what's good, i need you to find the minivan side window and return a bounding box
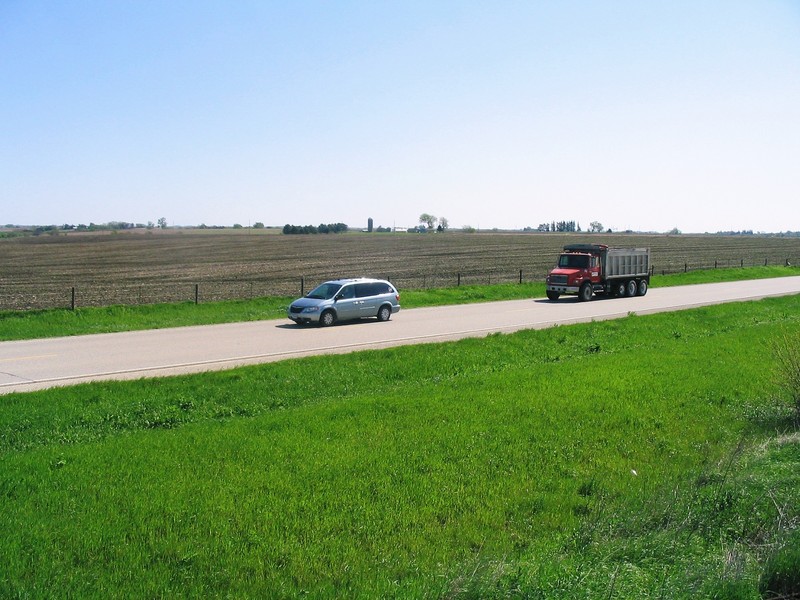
[355,282,389,297]
[338,285,355,299]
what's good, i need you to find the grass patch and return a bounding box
[1,295,799,597]
[0,296,294,341]
[0,266,797,341]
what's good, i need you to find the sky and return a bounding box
[2,1,799,233]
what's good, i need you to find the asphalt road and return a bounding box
[2,276,799,395]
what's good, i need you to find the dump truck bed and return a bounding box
[605,248,650,279]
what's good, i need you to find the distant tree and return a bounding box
[253,222,265,229]
[439,217,449,230]
[233,223,243,229]
[559,221,577,232]
[419,213,437,229]
[157,217,168,229]
[589,221,604,233]
[667,227,682,235]
[282,222,348,235]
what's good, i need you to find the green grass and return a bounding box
[0,265,797,341]
[2,295,799,597]
[0,296,295,341]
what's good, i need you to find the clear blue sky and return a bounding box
[2,1,799,233]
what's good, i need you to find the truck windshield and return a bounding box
[558,254,590,269]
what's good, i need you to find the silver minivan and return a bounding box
[287,278,401,326]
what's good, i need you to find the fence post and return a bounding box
[519,270,523,284]
[71,287,76,310]
[765,258,768,266]
[457,273,461,286]
[301,277,304,296]
[684,263,688,273]
[195,284,199,305]
[714,260,717,269]
[741,259,743,268]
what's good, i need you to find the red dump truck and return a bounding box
[545,244,651,302]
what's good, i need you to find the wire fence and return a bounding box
[1,254,796,311]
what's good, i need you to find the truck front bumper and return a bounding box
[546,284,580,295]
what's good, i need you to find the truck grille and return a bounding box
[549,275,567,285]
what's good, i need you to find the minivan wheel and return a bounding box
[319,310,336,327]
[377,305,392,322]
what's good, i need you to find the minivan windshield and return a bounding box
[306,283,342,300]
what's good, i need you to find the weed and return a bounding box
[760,528,800,598]
[772,330,800,424]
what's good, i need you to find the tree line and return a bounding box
[282,223,349,235]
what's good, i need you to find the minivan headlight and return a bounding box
[303,306,320,313]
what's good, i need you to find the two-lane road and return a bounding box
[2,276,799,395]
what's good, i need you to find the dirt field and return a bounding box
[1,229,799,309]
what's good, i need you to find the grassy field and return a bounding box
[1,265,798,341]
[1,291,799,597]
[2,229,799,309]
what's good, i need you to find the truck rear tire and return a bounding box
[579,282,593,302]
[638,279,648,296]
[626,280,637,297]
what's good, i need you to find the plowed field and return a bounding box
[1,229,799,309]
